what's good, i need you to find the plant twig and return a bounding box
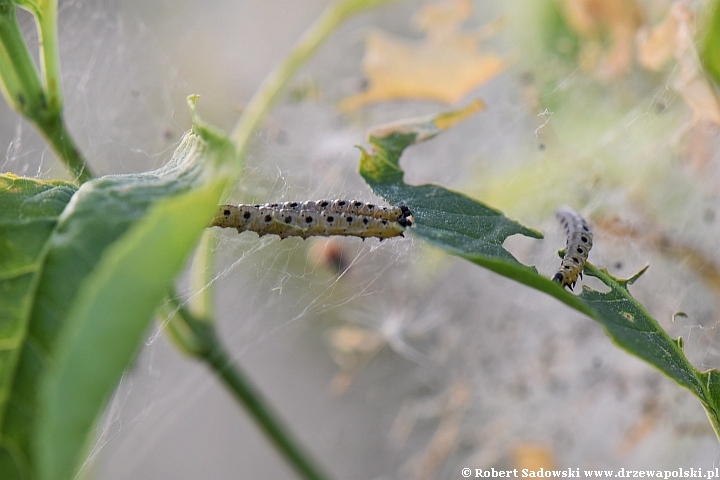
[164,2,402,477]
[229,0,399,157]
[0,1,93,183]
[203,334,331,480]
[33,111,93,183]
[161,296,331,480]
[0,1,45,116]
[27,0,64,112]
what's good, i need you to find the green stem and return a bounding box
[162,297,331,480]
[0,1,93,183]
[0,41,22,105]
[33,111,93,183]
[188,230,217,320]
[163,2,401,476]
[203,335,331,480]
[229,0,399,156]
[0,1,44,116]
[33,0,63,112]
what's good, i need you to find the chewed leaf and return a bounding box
[359,103,544,280]
[359,100,486,185]
[358,106,720,440]
[578,264,700,391]
[339,0,506,110]
[589,264,648,289]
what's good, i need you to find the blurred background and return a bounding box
[4,0,720,478]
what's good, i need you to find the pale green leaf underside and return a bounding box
[36,177,228,480]
[0,99,239,480]
[0,175,77,479]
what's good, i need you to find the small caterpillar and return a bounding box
[211,199,413,240]
[552,206,593,290]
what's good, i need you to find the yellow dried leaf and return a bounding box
[339,0,506,111]
[513,444,557,471]
[636,5,680,70]
[328,325,385,354]
[434,98,486,129]
[367,99,485,141]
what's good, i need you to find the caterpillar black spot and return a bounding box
[211,200,413,240]
[552,206,593,290]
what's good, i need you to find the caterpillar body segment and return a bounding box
[552,206,593,290]
[211,200,413,240]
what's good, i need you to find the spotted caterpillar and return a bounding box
[211,199,413,240]
[552,206,593,290]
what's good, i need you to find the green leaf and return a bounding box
[359,105,720,440]
[577,266,700,391]
[702,0,720,87]
[36,177,228,480]
[359,102,546,286]
[0,98,239,479]
[577,265,720,437]
[0,174,77,479]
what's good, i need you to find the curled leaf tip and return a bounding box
[187,94,201,114]
[187,95,204,134]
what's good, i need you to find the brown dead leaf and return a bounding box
[637,3,720,134]
[557,0,642,78]
[339,0,506,111]
[636,5,681,70]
